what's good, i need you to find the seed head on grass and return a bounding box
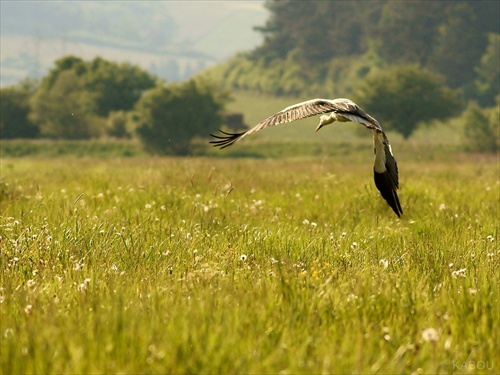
[24,304,33,314]
[422,328,439,343]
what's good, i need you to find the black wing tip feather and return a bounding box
[374,170,403,218]
[209,129,246,149]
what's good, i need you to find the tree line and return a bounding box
[1,56,229,155]
[243,0,498,105]
[200,0,498,144]
[1,0,498,152]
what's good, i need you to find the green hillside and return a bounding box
[199,1,499,108]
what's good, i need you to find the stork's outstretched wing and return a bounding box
[210,98,381,149]
[209,97,402,217]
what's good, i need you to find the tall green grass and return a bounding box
[1,153,498,374]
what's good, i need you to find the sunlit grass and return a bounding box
[1,153,498,374]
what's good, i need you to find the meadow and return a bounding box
[1,140,498,374]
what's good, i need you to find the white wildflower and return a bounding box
[73,262,83,271]
[4,328,14,338]
[422,328,439,342]
[451,268,466,279]
[347,293,358,302]
[77,278,91,292]
[26,279,36,288]
[379,259,389,269]
[444,337,452,351]
[24,304,33,314]
[240,254,247,261]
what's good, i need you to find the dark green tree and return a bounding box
[475,33,500,107]
[462,101,499,153]
[202,0,499,105]
[134,80,228,155]
[40,55,156,116]
[373,2,447,66]
[0,79,39,139]
[253,0,383,63]
[30,70,102,139]
[29,55,156,139]
[353,65,462,139]
[84,57,157,116]
[41,56,89,91]
[106,110,131,139]
[429,2,488,89]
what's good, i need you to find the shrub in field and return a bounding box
[28,55,156,140]
[134,80,228,155]
[29,70,103,139]
[462,101,499,153]
[106,110,131,139]
[0,79,39,139]
[353,65,462,139]
[475,33,500,107]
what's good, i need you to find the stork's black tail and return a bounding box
[373,141,402,217]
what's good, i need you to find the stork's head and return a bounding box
[315,114,336,132]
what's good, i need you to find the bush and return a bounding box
[134,80,228,155]
[353,65,462,138]
[29,70,103,139]
[462,101,499,153]
[0,81,39,139]
[106,111,131,139]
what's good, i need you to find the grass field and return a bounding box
[1,147,498,373]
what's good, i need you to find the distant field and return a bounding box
[1,151,498,374]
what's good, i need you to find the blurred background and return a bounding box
[1,0,498,156]
[1,1,267,85]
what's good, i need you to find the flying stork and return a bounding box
[210,98,403,217]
